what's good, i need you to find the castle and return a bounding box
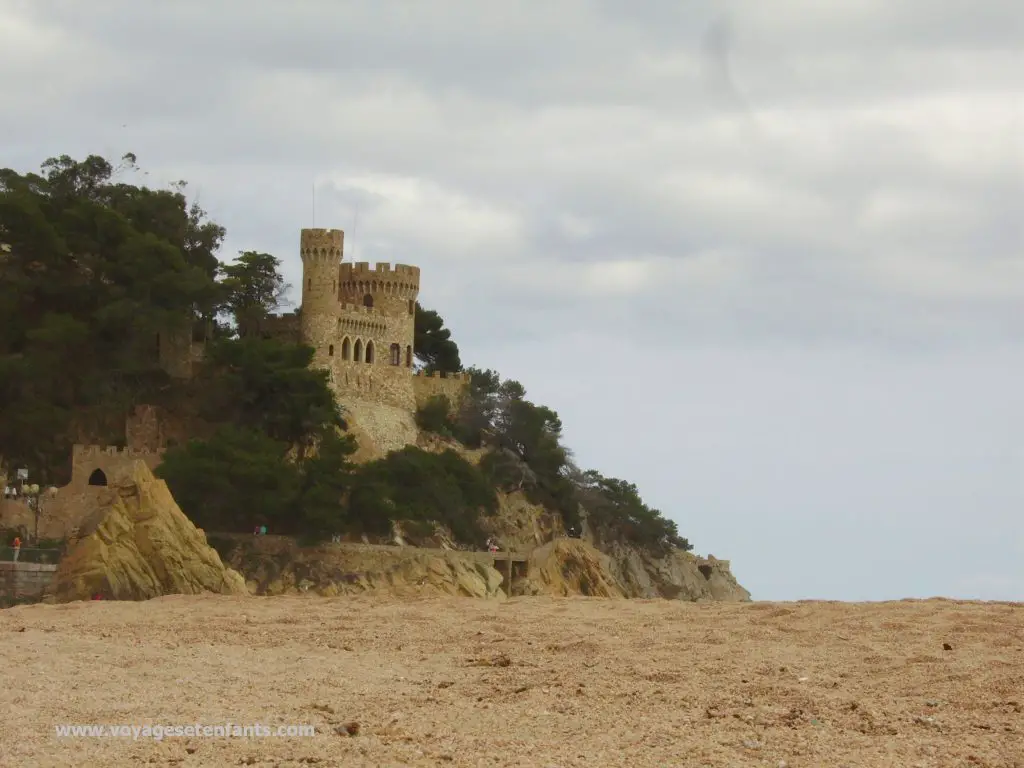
[161,227,468,414]
[2,228,469,538]
[0,435,164,541]
[272,228,468,412]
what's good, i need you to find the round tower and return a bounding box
[299,228,343,363]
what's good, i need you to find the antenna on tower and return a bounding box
[350,202,360,261]
[311,181,316,227]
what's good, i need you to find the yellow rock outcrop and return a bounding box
[517,538,625,598]
[49,462,248,602]
[213,535,506,599]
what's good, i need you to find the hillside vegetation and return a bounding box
[0,152,692,554]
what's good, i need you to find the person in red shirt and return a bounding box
[12,536,21,562]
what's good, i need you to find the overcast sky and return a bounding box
[3,0,1022,601]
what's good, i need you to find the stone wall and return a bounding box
[157,321,196,379]
[1,406,168,542]
[413,371,471,412]
[260,313,302,344]
[300,228,344,369]
[0,562,57,601]
[341,401,419,462]
[339,261,420,302]
[327,302,416,409]
[309,254,421,411]
[1,486,116,540]
[332,362,417,412]
[71,445,162,489]
[125,404,165,452]
[0,444,163,541]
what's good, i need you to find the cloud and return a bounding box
[2,0,1022,601]
[316,173,526,263]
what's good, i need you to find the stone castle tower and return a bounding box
[294,227,466,413]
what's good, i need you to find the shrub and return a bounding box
[348,446,496,545]
[479,448,535,492]
[415,395,454,436]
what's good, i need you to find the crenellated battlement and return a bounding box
[340,261,420,301]
[297,225,426,411]
[73,445,162,459]
[340,262,420,279]
[300,228,344,254]
[413,371,471,381]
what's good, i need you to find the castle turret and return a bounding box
[299,228,344,365]
[296,225,464,415]
[338,261,420,369]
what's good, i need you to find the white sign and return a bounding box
[16,468,28,480]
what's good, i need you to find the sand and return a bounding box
[1,595,1021,767]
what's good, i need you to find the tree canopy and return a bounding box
[415,367,692,552]
[219,251,290,337]
[0,151,692,554]
[0,153,224,478]
[413,302,462,373]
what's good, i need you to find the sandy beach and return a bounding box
[1,595,1021,767]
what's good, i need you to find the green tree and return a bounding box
[452,367,501,446]
[295,429,358,539]
[157,425,356,537]
[0,152,224,479]
[219,251,290,337]
[413,302,462,373]
[156,426,299,533]
[415,395,455,436]
[195,337,342,453]
[574,470,692,553]
[348,447,496,544]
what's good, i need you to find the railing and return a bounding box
[0,547,63,564]
[207,531,527,560]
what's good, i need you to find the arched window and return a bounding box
[406,345,412,367]
[363,294,373,308]
[341,337,351,360]
[307,278,311,291]
[87,469,107,487]
[353,339,363,362]
[389,343,401,366]
[328,344,334,356]
[365,341,375,364]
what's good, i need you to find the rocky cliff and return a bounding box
[413,434,751,602]
[48,462,248,602]
[514,539,624,598]
[212,535,506,598]
[214,533,749,603]
[593,538,750,602]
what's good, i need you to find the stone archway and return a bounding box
[87,468,108,487]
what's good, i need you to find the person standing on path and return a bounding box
[12,535,21,562]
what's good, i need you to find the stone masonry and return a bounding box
[0,562,58,601]
[0,433,162,541]
[264,227,470,414]
[155,227,470,416]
